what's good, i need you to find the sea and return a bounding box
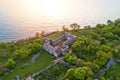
[0,15,120,42]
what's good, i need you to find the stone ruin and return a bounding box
[43,32,76,57]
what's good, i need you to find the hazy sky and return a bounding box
[0,0,120,26]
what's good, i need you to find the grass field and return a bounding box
[1,51,54,80]
[34,63,68,80]
[47,32,63,40]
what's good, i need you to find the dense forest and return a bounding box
[1,19,120,80]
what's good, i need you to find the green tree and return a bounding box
[104,32,118,40]
[107,20,113,25]
[104,32,113,39]
[7,43,16,52]
[86,45,98,55]
[100,37,106,44]
[0,42,7,49]
[35,32,40,38]
[62,25,69,32]
[111,49,119,57]
[99,45,111,53]
[89,31,100,39]
[111,26,120,36]
[5,59,16,69]
[74,67,88,80]
[96,24,104,28]
[84,25,91,29]
[71,36,92,53]
[115,45,120,52]
[31,43,42,54]
[66,67,93,80]
[33,39,43,45]
[94,51,112,67]
[40,31,45,37]
[63,53,77,65]
[114,45,120,58]
[114,19,120,26]
[70,23,80,30]
[66,68,75,80]
[105,40,119,47]
[0,62,5,76]
[84,61,100,71]
[75,59,84,67]
[14,48,30,59]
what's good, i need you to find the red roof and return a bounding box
[55,48,61,54]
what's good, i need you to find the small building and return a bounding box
[25,75,34,80]
[15,76,20,80]
[43,32,76,57]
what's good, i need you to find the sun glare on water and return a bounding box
[28,0,67,20]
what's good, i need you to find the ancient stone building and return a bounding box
[43,32,76,57]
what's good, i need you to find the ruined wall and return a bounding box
[43,43,56,55]
[61,46,69,55]
[43,43,62,57]
[52,34,66,46]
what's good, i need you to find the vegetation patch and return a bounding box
[104,64,120,80]
[1,19,120,80]
[34,63,68,80]
[1,52,54,80]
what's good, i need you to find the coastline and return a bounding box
[0,31,56,43]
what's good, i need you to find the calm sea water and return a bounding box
[0,16,120,42]
[0,14,120,42]
[0,23,61,42]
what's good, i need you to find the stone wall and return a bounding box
[102,58,116,72]
[64,37,75,46]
